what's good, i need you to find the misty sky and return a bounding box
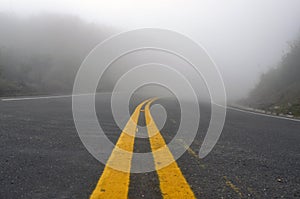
[1,0,300,100]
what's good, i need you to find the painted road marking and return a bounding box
[0,93,94,101]
[2,94,299,122]
[223,176,243,198]
[227,106,300,122]
[213,103,300,122]
[90,99,150,199]
[145,99,196,199]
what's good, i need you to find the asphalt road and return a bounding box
[0,94,299,199]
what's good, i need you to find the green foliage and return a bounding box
[246,36,300,116]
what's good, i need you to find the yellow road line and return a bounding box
[175,139,198,158]
[145,99,196,199]
[223,176,243,198]
[90,99,150,199]
[175,139,206,169]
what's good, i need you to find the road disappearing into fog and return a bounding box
[0,94,299,199]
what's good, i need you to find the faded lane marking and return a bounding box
[145,99,196,199]
[223,176,243,198]
[175,139,198,158]
[90,99,150,199]
[175,139,206,169]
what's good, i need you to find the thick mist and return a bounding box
[1,0,300,102]
[1,0,300,101]
[0,13,114,95]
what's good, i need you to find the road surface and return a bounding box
[0,94,299,198]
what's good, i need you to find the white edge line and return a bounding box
[227,106,300,122]
[213,103,300,122]
[2,96,299,122]
[1,93,94,102]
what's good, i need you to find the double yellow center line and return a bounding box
[90,99,195,199]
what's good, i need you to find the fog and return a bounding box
[0,0,300,101]
[0,13,114,95]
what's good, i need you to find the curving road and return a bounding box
[0,94,299,198]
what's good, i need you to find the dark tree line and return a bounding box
[245,36,300,116]
[0,13,114,96]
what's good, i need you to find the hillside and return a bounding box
[0,13,114,96]
[243,37,300,116]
